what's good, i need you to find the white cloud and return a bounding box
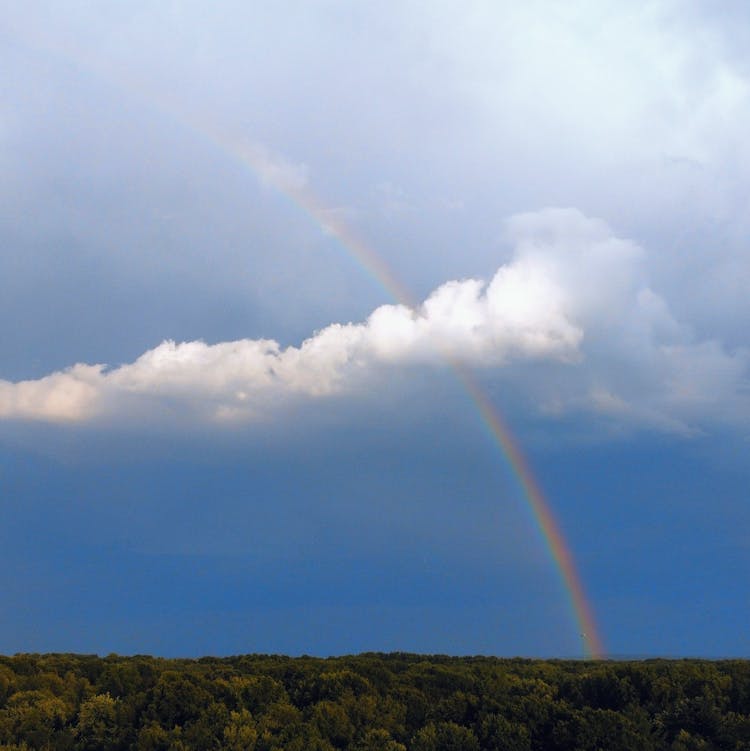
[497,210,750,432]
[0,208,747,432]
[0,364,103,423]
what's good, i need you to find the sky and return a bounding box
[1,0,749,658]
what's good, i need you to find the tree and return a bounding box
[352,727,406,751]
[222,709,257,751]
[146,672,211,729]
[75,693,120,751]
[411,721,480,751]
[478,713,531,751]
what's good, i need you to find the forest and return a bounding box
[0,652,749,750]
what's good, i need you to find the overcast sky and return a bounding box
[1,1,749,657]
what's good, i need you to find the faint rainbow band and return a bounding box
[10,29,605,656]
[219,132,605,659]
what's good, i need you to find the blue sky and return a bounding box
[1,1,749,657]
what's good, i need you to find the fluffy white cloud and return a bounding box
[498,210,750,433]
[0,364,103,423]
[1,209,747,431]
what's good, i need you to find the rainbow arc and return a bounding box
[208,127,606,659]
[8,31,605,656]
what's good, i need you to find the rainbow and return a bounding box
[210,127,605,659]
[10,32,605,656]
[455,364,604,659]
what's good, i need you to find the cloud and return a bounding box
[5,1,750,375]
[1,209,747,432]
[499,211,750,433]
[0,365,104,423]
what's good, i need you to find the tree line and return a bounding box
[1,652,749,750]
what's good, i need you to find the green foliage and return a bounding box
[352,728,406,751]
[75,693,121,750]
[145,671,212,729]
[411,721,480,751]
[478,713,531,751]
[0,653,749,750]
[222,708,258,750]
